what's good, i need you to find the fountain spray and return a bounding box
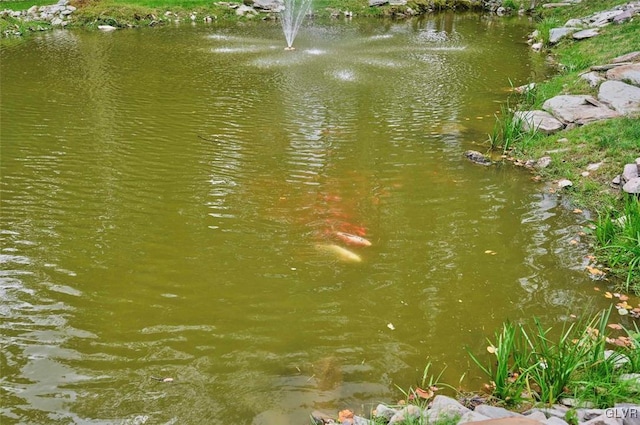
[280,0,313,50]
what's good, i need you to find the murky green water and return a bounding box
[1,14,609,424]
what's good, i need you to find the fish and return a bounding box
[316,244,362,263]
[335,231,372,247]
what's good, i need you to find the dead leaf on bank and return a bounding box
[570,239,578,245]
[573,209,583,214]
[587,266,606,277]
[414,387,434,399]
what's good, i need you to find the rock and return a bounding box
[526,411,548,421]
[537,156,552,169]
[532,42,543,51]
[464,150,491,166]
[598,81,640,116]
[613,175,622,185]
[427,395,471,422]
[558,179,573,188]
[388,405,423,425]
[587,162,603,171]
[578,409,607,422]
[543,95,620,125]
[475,404,525,419]
[543,3,572,8]
[549,27,579,44]
[606,63,640,86]
[457,410,491,422]
[623,177,640,194]
[612,51,640,64]
[514,110,565,134]
[97,25,117,31]
[245,0,284,11]
[588,10,626,27]
[622,163,640,181]
[580,71,606,88]
[583,413,625,425]
[236,4,258,15]
[613,8,637,24]
[613,403,640,425]
[475,419,542,425]
[544,417,570,425]
[369,0,389,6]
[606,349,631,368]
[373,404,396,421]
[592,63,632,71]
[526,405,569,420]
[565,18,584,27]
[573,28,599,39]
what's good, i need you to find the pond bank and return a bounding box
[0,0,517,36]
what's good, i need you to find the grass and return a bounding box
[486,0,640,290]
[469,308,640,409]
[595,197,640,293]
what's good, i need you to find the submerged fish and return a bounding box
[335,231,372,247]
[316,244,362,263]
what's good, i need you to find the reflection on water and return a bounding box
[0,14,607,424]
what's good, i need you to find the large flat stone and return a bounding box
[549,27,579,43]
[573,28,599,39]
[543,95,620,125]
[606,63,640,86]
[598,80,640,115]
[612,51,640,64]
[514,110,565,134]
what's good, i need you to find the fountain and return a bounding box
[280,0,313,50]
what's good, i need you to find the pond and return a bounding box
[0,13,610,424]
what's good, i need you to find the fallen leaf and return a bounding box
[607,323,623,330]
[570,314,577,319]
[605,292,613,299]
[570,239,578,245]
[594,287,601,292]
[619,294,629,301]
[487,345,496,354]
[587,266,606,276]
[573,209,583,214]
[387,323,395,330]
[414,387,434,399]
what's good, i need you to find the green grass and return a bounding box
[470,309,640,408]
[595,197,640,293]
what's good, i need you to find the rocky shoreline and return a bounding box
[311,395,640,424]
[1,0,527,36]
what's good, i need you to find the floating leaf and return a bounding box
[487,345,496,354]
[608,323,623,330]
[619,294,629,301]
[605,292,613,299]
[387,323,395,330]
[594,287,601,292]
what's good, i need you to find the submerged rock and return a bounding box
[464,150,492,166]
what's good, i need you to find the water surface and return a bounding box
[1,14,607,424]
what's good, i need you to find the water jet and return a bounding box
[280,0,312,50]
